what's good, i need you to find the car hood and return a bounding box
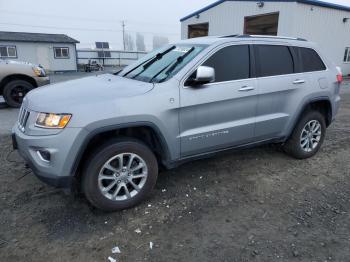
[26,74,154,112]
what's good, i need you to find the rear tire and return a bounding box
[284,110,326,159]
[82,138,158,211]
[3,80,34,108]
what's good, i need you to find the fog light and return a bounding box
[37,150,51,162]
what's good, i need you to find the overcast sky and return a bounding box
[0,0,349,50]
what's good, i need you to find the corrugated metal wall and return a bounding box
[292,3,350,74]
[181,2,297,38]
[181,1,350,74]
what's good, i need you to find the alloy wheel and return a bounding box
[98,153,148,201]
[300,120,322,152]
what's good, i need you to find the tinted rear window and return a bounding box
[203,45,250,82]
[299,47,326,72]
[255,45,294,77]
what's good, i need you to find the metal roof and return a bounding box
[180,0,350,22]
[0,31,79,43]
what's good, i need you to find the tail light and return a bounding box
[336,66,343,84]
[337,74,343,83]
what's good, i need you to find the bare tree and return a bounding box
[152,36,169,50]
[136,33,146,52]
[124,33,135,51]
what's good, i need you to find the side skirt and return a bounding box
[163,136,286,169]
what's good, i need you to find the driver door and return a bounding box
[179,44,258,157]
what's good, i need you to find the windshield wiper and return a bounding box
[123,45,176,78]
[148,61,174,83]
[155,47,195,83]
[113,69,123,75]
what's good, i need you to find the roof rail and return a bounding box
[220,34,239,38]
[221,34,307,41]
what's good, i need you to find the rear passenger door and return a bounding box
[179,44,258,157]
[254,44,301,140]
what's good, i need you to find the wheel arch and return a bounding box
[0,74,37,95]
[287,97,332,139]
[71,122,171,182]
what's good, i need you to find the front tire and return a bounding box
[3,80,34,108]
[284,110,326,159]
[82,139,158,211]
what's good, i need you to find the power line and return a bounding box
[0,22,180,36]
[0,9,179,28]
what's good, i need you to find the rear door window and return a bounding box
[298,47,326,72]
[255,45,294,77]
[202,45,250,82]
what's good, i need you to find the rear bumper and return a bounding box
[333,94,341,122]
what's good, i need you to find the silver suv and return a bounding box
[12,35,342,211]
[0,59,50,107]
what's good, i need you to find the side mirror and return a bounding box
[187,66,215,86]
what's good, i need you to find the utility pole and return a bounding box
[121,20,126,51]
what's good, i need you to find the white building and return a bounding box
[180,0,350,75]
[0,31,79,72]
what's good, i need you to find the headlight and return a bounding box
[32,66,46,77]
[35,113,72,129]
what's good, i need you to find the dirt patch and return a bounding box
[1,91,350,262]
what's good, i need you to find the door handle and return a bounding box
[239,86,255,92]
[293,79,306,85]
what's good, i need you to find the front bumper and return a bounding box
[12,125,88,189]
[23,156,73,188]
[34,76,50,87]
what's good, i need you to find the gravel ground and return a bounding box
[0,81,350,261]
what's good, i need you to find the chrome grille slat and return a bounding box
[23,111,30,127]
[20,108,25,125]
[18,107,24,126]
[18,106,24,123]
[18,105,30,132]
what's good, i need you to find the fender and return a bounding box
[70,121,172,176]
[285,96,332,140]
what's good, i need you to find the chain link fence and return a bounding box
[77,49,147,70]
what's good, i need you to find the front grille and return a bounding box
[18,106,30,132]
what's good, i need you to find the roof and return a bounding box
[0,31,79,44]
[180,0,350,22]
